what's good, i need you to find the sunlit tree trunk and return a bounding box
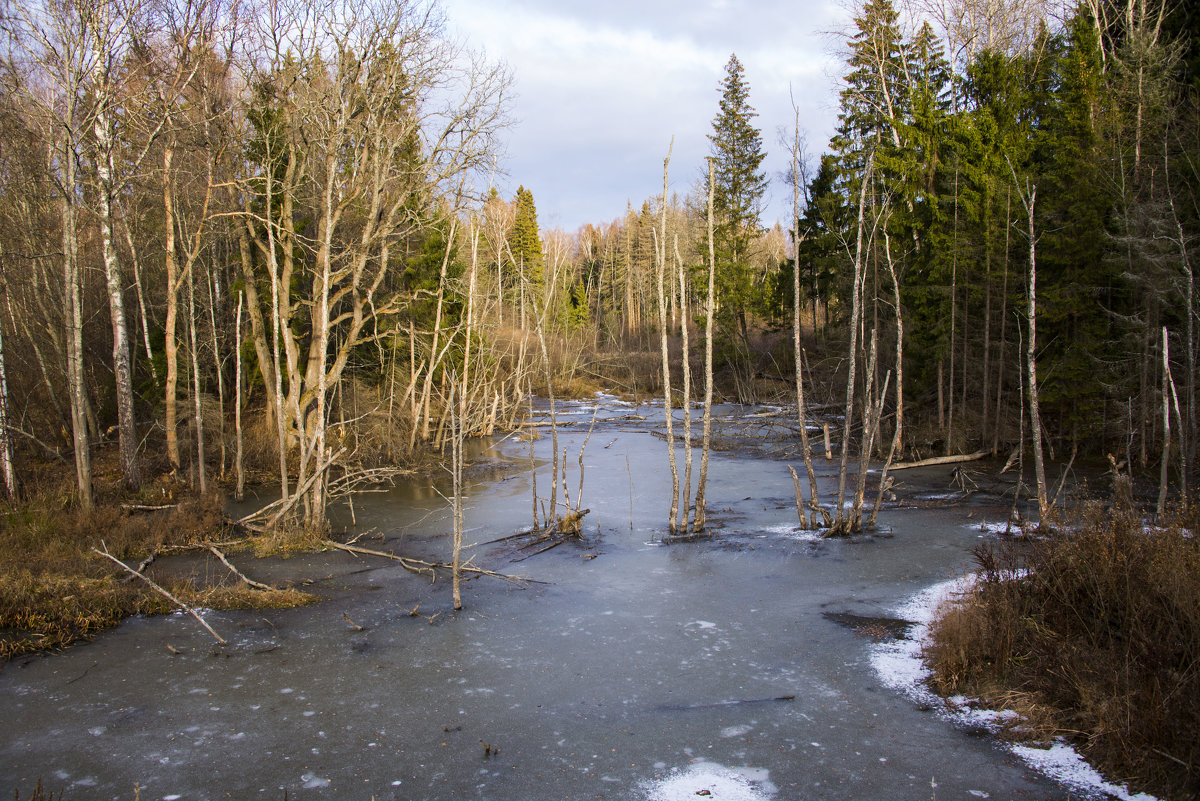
[163,142,181,470]
[0,304,17,499]
[693,160,718,532]
[834,157,873,531]
[654,143,680,533]
[95,101,141,489]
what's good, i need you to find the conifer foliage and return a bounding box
[708,53,768,340]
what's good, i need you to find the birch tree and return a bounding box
[237,0,509,529]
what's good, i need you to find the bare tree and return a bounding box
[236,0,510,529]
[833,155,875,534]
[654,141,682,533]
[1008,165,1048,522]
[787,110,828,528]
[693,160,718,533]
[7,0,114,508]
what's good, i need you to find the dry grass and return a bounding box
[0,485,315,660]
[925,502,1200,799]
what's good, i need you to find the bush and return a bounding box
[925,502,1200,800]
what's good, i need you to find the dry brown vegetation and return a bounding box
[0,471,313,660]
[925,503,1200,800]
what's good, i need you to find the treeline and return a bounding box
[801,0,1200,488]
[1,0,1197,531]
[576,0,1200,495]
[0,0,517,527]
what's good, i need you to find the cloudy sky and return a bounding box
[440,0,853,232]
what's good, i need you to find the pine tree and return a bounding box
[708,53,768,339]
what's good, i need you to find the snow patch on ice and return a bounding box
[968,520,1032,536]
[760,523,823,542]
[300,772,330,789]
[870,575,1163,801]
[641,761,776,801]
[1012,741,1159,801]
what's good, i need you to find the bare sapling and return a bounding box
[849,329,883,530]
[693,159,718,533]
[0,285,15,498]
[869,224,904,529]
[675,237,696,530]
[234,291,244,502]
[1159,327,1171,517]
[833,155,874,533]
[654,141,682,534]
[788,115,826,529]
[450,379,464,611]
[414,217,459,450]
[532,299,561,527]
[1008,165,1048,524]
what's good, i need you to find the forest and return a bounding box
[0,0,1196,531]
[0,0,1198,796]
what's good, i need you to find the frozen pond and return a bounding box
[1,397,1073,800]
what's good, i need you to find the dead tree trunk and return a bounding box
[0,302,16,498]
[834,157,873,530]
[1158,326,1171,516]
[694,159,717,533]
[789,118,825,528]
[1012,173,1049,522]
[654,142,681,533]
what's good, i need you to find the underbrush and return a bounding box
[0,493,313,660]
[925,502,1200,799]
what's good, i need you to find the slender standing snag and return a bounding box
[0,288,15,499]
[834,154,874,533]
[788,113,824,528]
[654,140,681,534]
[675,237,695,529]
[694,159,718,533]
[234,292,245,502]
[1009,170,1048,523]
[450,380,464,611]
[869,224,904,529]
[1158,327,1171,516]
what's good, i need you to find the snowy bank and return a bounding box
[870,576,1161,801]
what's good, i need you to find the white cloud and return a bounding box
[442,0,852,230]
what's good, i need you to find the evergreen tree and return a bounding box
[1034,8,1117,439]
[708,53,768,338]
[507,185,544,314]
[832,0,908,182]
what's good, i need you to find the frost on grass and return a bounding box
[870,577,1163,801]
[642,762,776,801]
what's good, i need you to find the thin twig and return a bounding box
[92,542,227,646]
[206,544,273,591]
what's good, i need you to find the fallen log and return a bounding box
[888,450,989,471]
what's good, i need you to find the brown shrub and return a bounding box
[925,503,1200,799]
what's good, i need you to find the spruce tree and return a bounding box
[708,53,768,339]
[507,185,544,299]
